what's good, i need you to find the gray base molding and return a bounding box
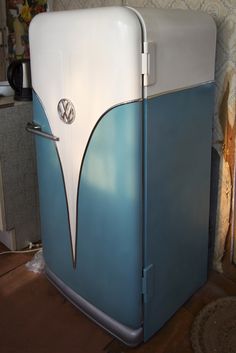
[45,266,143,346]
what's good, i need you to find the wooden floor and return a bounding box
[0,242,235,353]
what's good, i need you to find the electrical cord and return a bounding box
[0,243,42,255]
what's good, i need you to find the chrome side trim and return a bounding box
[46,266,144,347]
[147,80,216,99]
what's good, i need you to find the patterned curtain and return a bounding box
[52,0,236,271]
[6,0,47,61]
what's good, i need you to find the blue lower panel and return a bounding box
[33,94,143,333]
[33,83,214,345]
[76,104,143,328]
[143,84,215,340]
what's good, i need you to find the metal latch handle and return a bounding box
[26,122,59,141]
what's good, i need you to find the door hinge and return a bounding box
[142,264,154,303]
[141,41,156,87]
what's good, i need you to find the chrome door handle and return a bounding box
[26,122,59,141]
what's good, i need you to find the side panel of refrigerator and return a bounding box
[33,92,143,339]
[143,83,215,340]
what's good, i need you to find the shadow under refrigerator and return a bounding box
[28,6,216,346]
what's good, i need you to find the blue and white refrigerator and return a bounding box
[28,7,216,346]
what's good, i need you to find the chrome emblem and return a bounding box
[57,99,75,124]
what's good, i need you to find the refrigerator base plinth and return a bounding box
[45,266,144,347]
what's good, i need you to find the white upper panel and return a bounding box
[29,7,142,262]
[128,7,216,96]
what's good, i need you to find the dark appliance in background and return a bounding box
[7,59,32,101]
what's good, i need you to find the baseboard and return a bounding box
[0,229,16,250]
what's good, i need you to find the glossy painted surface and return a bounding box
[143,83,215,340]
[33,92,143,329]
[29,7,143,262]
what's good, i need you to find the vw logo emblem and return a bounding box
[57,98,76,124]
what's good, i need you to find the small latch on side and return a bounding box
[142,263,154,303]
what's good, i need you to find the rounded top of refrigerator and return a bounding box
[29,6,216,104]
[29,6,143,112]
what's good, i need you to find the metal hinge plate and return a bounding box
[141,42,156,87]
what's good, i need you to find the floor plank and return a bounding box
[0,242,236,353]
[106,307,194,353]
[0,265,112,353]
[0,242,33,277]
[107,269,236,353]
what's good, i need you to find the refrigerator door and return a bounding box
[29,7,144,345]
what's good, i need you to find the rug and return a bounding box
[191,297,236,353]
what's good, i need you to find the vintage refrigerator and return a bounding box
[28,7,216,346]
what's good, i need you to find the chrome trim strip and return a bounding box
[147,80,215,99]
[99,98,143,117]
[46,266,144,347]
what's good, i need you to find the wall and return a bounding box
[6,0,47,61]
[53,0,122,10]
[52,0,236,270]
[0,102,41,249]
[0,0,7,81]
